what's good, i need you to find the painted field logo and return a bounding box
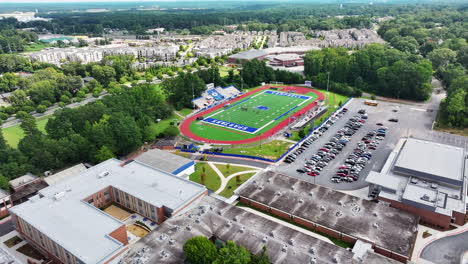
[255,106,269,111]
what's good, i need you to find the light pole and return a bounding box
[326,71,331,108]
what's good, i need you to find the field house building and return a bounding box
[236,171,420,263]
[134,148,195,178]
[366,138,467,229]
[9,159,207,264]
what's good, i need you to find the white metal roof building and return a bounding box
[134,149,195,177]
[9,159,207,264]
[366,138,467,229]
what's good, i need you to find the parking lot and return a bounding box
[275,96,468,191]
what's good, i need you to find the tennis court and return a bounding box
[180,85,324,144]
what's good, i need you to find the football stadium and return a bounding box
[180,85,324,144]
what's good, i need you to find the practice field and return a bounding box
[180,85,324,144]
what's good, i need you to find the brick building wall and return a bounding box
[379,197,455,229]
[240,197,410,263]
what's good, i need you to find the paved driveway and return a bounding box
[274,94,467,191]
[421,230,468,264]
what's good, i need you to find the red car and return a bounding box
[308,172,318,176]
[338,166,348,169]
[319,148,329,152]
[336,172,346,177]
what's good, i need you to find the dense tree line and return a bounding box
[183,236,269,264]
[377,7,467,128]
[304,44,432,100]
[0,54,140,121]
[0,29,37,53]
[2,4,458,36]
[0,84,172,184]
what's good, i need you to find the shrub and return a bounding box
[36,105,47,113]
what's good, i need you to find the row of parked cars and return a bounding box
[295,109,371,177]
[284,108,348,164]
[331,124,387,184]
[284,107,349,164]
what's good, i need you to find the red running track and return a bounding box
[179,85,325,145]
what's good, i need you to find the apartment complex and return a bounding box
[367,138,467,229]
[9,159,207,264]
[26,45,178,65]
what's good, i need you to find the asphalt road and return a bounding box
[184,152,271,169]
[274,87,467,191]
[1,93,107,129]
[421,230,468,264]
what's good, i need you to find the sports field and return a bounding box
[180,85,324,144]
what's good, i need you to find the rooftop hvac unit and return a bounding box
[421,194,430,201]
[98,171,110,178]
[54,192,65,200]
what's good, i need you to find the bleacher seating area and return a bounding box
[192,85,242,110]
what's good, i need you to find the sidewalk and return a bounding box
[412,222,468,263]
[208,162,260,194]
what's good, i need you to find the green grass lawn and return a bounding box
[146,113,182,139]
[2,116,50,148]
[219,66,239,78]
[23,42,52,52]
[189,88,318,141]
[222,140,292,160]
[219,172,256,198]
[176,108,193,117]
[214,164,254,177]
[189,162,221,191]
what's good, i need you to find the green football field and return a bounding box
[189,89,318,141]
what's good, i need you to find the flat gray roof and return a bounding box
[44,164,87,186]
[135,149,193,174]
[236,171,419,257]
[367,138,467,216]
[229,49,268,60]
[394,138,465,186]
[121,196,399,264]
[9,173,37,189]
[10,159,206,264]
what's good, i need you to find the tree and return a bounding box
[251,246,270,264]
[213,241,251,264]
[91,65,116,87]
[162,125,179,137]
[162,72,205,110]
[201,166,206,185]
[457,45,468,67]
[427,48,457,69]
[36,105,47,113]
[19,114,40,136]
[94,145,115,162]
[183,236,217,264]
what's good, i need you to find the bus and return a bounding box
[364,99,378,106]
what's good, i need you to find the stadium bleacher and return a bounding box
[192,85,241,110]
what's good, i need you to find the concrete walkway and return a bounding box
[413,222,468,264]
[208,162,260,194]
[239,206,336,245]
[215,170,259,194]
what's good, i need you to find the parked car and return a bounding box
[389,118,399,122]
